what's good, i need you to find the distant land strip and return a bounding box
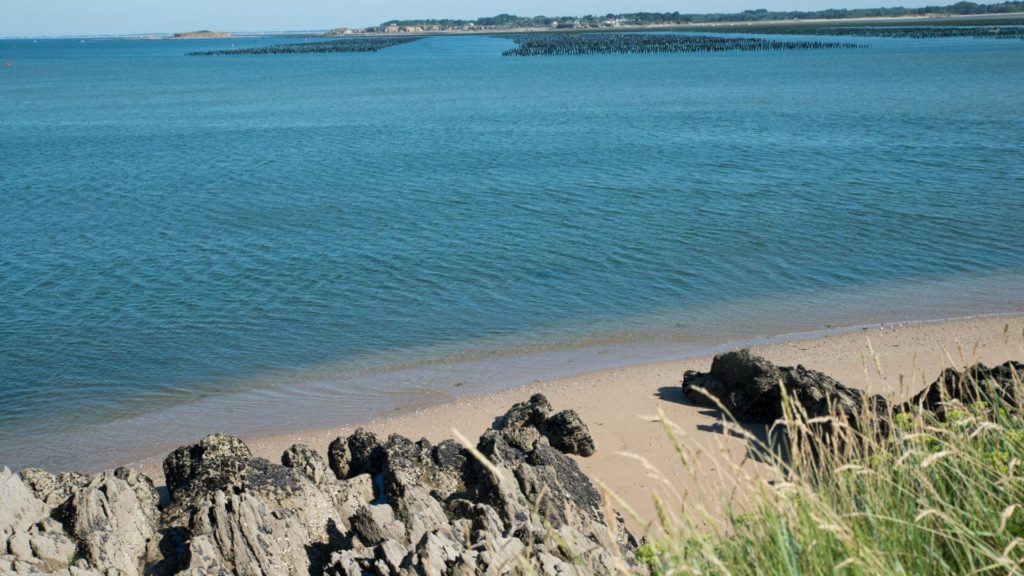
[371,1,1024,33]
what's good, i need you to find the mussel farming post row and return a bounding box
[187,36,424,56]
[498,34,864,57]
[729,25,1024,40]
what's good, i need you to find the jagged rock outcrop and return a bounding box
[183,489,314,576]
[317,394,624,575]
[1,468,45,541]
[496,394,598,456]
[68,469,161,575]
[0,467,100,575]
[2,395,625,575]
[683,349,889,426]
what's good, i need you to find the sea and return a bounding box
[1,33,1022,471]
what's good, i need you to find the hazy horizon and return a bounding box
[4,0,947,38]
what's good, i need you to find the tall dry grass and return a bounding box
[633,332,1024,575]
[462,329,1024,574]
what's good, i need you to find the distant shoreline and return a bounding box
[361,12,1024,37]
[5,11,1023,41]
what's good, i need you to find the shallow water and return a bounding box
[1,34,1023,470]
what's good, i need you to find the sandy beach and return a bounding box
[125,314,1024,535]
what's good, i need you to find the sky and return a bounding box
[3,0,941,37]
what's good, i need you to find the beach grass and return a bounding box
[633,354,1024,575]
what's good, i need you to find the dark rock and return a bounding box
[901,361,1024,419]
[346,428,385,478]
[432,439,467,473]
[683,349,888,426]
[327,435,352,479]
[496,393,552,430]
[7,354,1021,576]
[494,393,597,457]
[163,433,252,503]
[541,409,596,456]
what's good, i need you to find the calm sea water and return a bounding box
[1,34,1023,471]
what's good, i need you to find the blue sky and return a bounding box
[5,1,939,37]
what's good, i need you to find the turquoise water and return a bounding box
[1,34,1023,471]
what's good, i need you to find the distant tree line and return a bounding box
[378,1,1024,29]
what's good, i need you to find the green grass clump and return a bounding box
[647,364,1024,575]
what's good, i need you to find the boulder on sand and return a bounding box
[682,349,888,426]
[683,349,1023,430]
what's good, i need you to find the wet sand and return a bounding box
[132,314,1024,535]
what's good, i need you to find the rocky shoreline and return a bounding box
[2,395,633,575]
[3,348,1021,575]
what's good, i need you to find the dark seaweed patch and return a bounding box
[187,36,423,56]
[743,25,1024,40]
[499,33,863,56]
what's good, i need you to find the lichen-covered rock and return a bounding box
[493,394,597,457]
[183,490,311,576]
[282,443,330,486]
[163,434,354,575]
[1,468,46,538]
[432,440,467,474]
[379,435,465,505]
[68,470,160,576]
[161,433,255,529]
[1,468,91,575]
[6,518,77,572]
[18,468,89,519]
[351,504,406,546]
